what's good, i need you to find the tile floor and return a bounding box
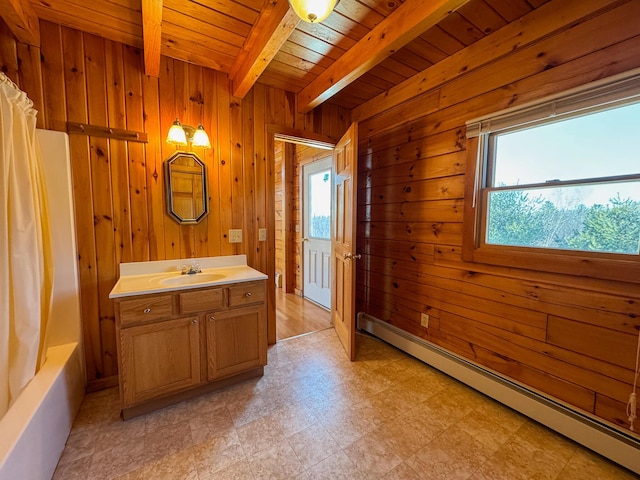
[54,329,637,479]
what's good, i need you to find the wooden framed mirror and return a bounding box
[164,151,209,224]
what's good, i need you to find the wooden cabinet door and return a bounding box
[206,305,267,381]
[120,316,201,406]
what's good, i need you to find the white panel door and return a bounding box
[302,157,332,309]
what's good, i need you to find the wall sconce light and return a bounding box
[166,118,211,149]
[288,0,339,23]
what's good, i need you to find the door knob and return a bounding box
[343,252,362,260]
[302,237,309,242]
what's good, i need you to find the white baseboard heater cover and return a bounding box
[357,313,640,475]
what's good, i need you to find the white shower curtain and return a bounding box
[0,73,53,419]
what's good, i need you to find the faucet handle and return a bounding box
[194,263,201,273]
[181,264,189,275]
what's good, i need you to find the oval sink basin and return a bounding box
[159,273,225,286]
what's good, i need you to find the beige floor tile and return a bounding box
[52,454,93,480]
[116,448,198,480]
[557,445,639,480]
[87,437,148,480]
[456,409,518,451]
[190,429,245,477]
[236,414,286,457]
[288,422,341,470]
[343,429,404,477]
[213,459,256,479]
[247,438,305,479]
[53,329,637,480]
[382,461,423,480]
[406,426,496,480]
[189,405,235,444]
[143,420,193,462]
[305,450,368,480]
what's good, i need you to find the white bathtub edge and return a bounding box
[0,342,84,480]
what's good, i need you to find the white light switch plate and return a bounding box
[258,228,267,241]
[229,229,243,243]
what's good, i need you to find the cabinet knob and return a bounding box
[209,315,215,321]
[143,308,152,314]
[245,292,252,297]
[191,319,198,325]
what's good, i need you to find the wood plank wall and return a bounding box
[274,140,284,284]
[0,19,350,389]
[355,0,640,434]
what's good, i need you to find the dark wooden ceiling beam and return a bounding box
[230,0,299,99]
[0,0,40,46]
[296,0,472,113]
[142,0,163,77]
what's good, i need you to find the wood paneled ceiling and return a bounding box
[1,0,549,113]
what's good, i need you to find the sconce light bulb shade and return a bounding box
[289,0,339,23]
[166,118,188,146]
[192,124,211,149]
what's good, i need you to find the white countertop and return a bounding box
[109,255,268,298]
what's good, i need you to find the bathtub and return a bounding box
[0,343,84,480]
[0,130,85,480]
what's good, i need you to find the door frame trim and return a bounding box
[266,125,335,344]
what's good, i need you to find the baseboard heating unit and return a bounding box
[357,313,640,475]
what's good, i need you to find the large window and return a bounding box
[464,74,640,282]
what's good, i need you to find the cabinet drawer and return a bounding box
[119,295,173,327]
[179,288,224,314]
[228,282,265,307]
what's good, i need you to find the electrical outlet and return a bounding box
[258,228,267,241]
[229,229,243,243]
[421,313,429,328]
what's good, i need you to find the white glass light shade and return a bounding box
[191,124,211,149]
[289,0,339,23]
[166,119,187,145]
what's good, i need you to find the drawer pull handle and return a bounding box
[143,308,152,314]
[191,319,198,325]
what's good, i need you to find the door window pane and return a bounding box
[309,170,331,239]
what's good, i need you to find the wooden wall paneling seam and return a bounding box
[159,56,182,259]
[215,70,233,256]
[61,26,103,382]
[284,142,296,293]
[242,88,257,268]
[187,63,208,258]
[0,19,19,90]
[547,315,638,370]
[203,68,221,257]
[105,40,134,266]
[16,42,45,128]
[434,244,640,299]
[230,92,245,256]
[142,69,165,261]
[438,311,631,405]
[84,33,119,379]
[171,60,194,259]
[40,21,67,132]
[123,45,150,263]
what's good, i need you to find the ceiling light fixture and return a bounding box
[288,0,339,23]
[166,118,211,149]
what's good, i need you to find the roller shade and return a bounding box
[466,69,640,138]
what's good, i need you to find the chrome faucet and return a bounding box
[181,263,202,275]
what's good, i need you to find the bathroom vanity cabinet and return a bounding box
[113,279,266,419]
